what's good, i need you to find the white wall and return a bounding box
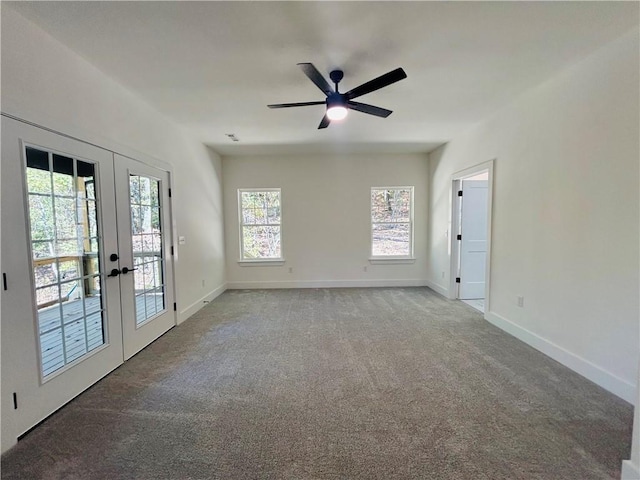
[1,6,226,321]
[223,153,429,288]
[427,28,639,403]
[621,366,639,478]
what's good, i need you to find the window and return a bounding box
[129,174,166,325]
[25,146,105,377]
[238,189,282,260]
[371,186,414,258]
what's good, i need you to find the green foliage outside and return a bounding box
[241,190,281,259]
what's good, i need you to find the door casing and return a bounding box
[448,160,495,313]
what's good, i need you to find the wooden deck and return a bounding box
[39,293,165,377]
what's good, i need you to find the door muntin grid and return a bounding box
[129,174,165,326]
[25,147,106,378]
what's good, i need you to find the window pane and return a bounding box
[371,188,411,223]
[242,226,281,259]
[267,207,280,224]
[85,181,96,200]
[241,192,268,224]
[27,167,52,195]
[130,175,140,204]
[86,200,98,238]
[56,239,81,257]
[29,195,54,241]
[54,197,77,239]
[139,176,151,205]
[140,205,153,233]
[36,285,60,308]
[34,262,57,288]
[52,171,74,197]
[151,207,160,230]
[372,223,411,256]
[150,181,159,206]
[58,258,81,281]
[32,241,54,259]
[52,155,74,196]
[266,191,280,208]
[130,174,166,325]
[26,149,105,377]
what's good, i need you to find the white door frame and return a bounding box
[448,160,494,314]
[1,115,178,453]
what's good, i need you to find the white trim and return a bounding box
[485,311,636,404]
[425,280,449,298]
[238,259,285,266]
[1,112,173,172]
[177,282,227,324]
[621,460,640,480]
[227,279,429,289]
[449,160,495,308]
[369,257,416,265]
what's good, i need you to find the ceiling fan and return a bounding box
[268,63,407,129]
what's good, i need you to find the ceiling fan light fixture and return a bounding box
[268,63,407,129]
[326,105,348,121]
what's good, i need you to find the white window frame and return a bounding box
[370,186,415,263]
[237,188,284,264]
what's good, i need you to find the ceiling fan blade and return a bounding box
[348,101,392,118]
[268,101,326,109]
[345,68,407,100]
[298,63,334,96]
[318,114,331,129]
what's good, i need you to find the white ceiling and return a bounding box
[7,1,639,156]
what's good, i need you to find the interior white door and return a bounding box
[459,179,488,299]
[1,117,124,452]
[114,155,175,360]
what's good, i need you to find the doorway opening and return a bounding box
[449,161,494,314]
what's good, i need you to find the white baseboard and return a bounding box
[226,279,428,290]
[424,280,449,298]
[485,311,636,404]
[178,283,227,324]
[621,460,640,480]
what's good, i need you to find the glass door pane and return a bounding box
[129,174,165,325]
[25,147,106,377]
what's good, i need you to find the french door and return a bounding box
[1,117,175,452]
[114,155,175,360]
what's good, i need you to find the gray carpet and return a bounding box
[1,288,633,479]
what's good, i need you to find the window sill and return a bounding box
[369,257,416,265]
[238,259,285,266]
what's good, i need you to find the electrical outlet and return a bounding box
[363,266,368,272]
[201,279,205,287]
[517,296,524,307]
[288,267,293,273]
[441,271,445,279]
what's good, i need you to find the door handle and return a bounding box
[107,268,121,277]
[121,267,138,275]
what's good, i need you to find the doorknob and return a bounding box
[121,267,138,275]
[110,253,119,262]
[107,268,121,277]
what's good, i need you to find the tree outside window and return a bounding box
[371,187,413,257]
[238,189,282,260]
